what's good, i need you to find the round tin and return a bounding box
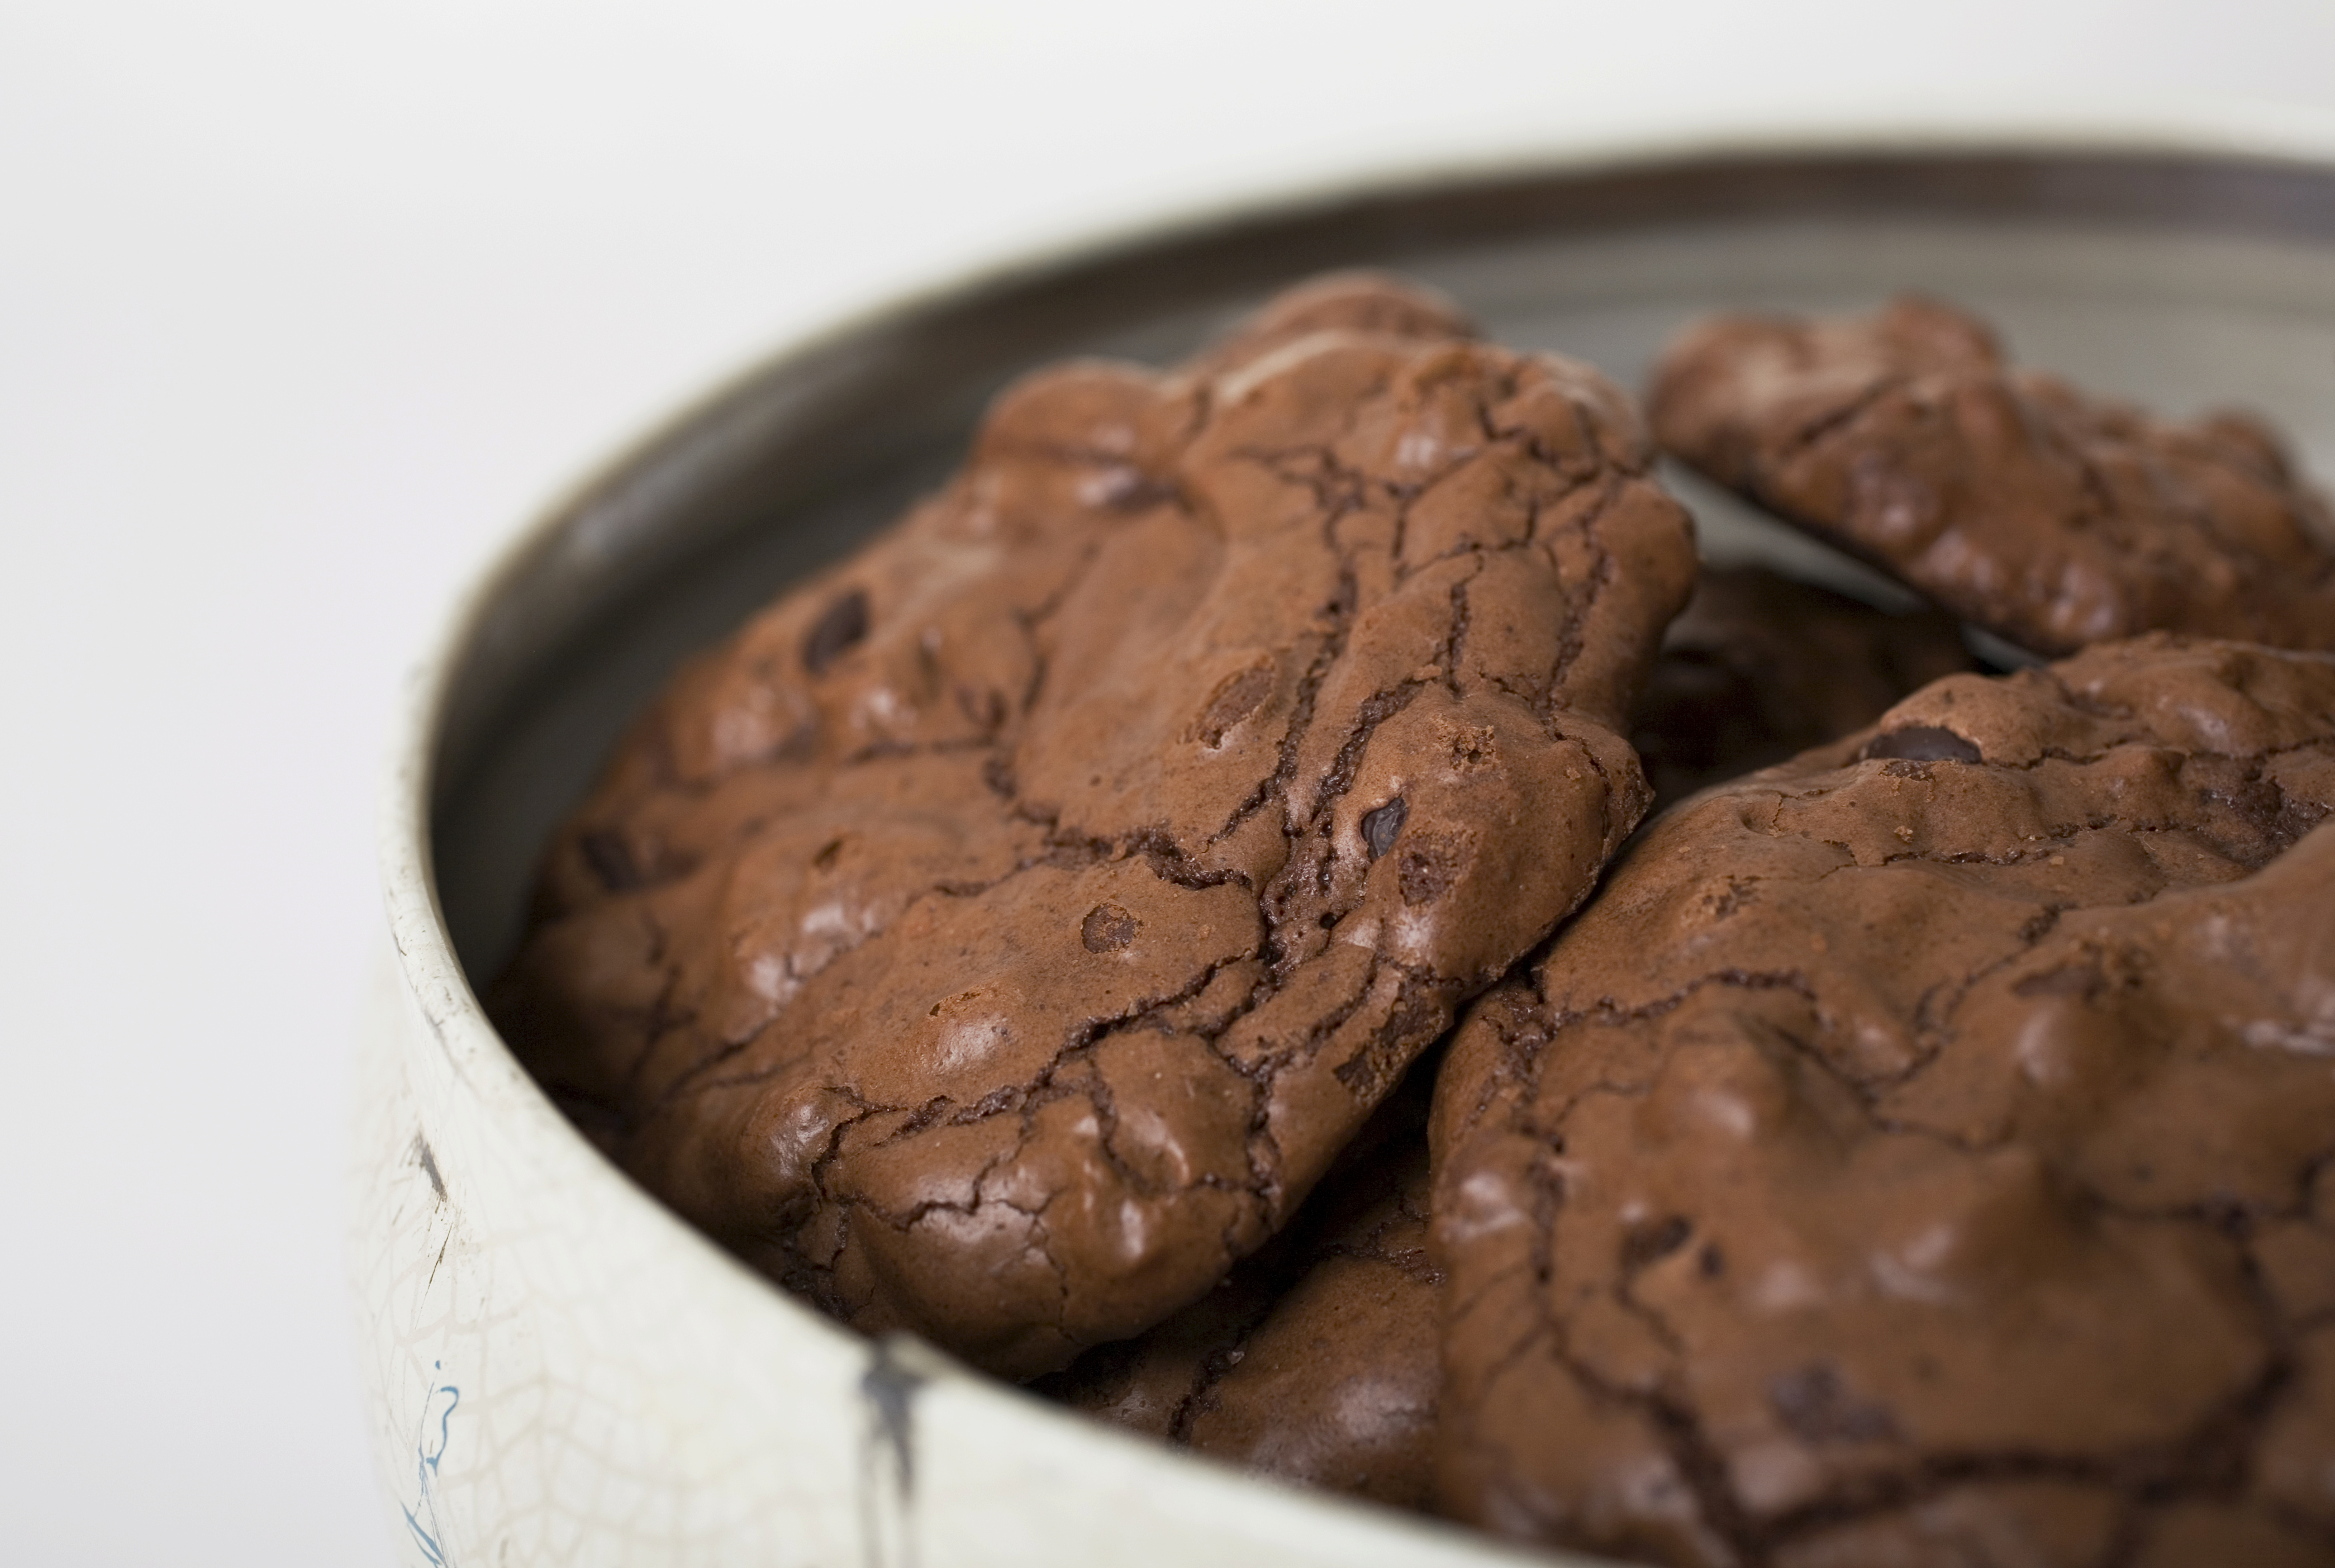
[357,123,2335,1567]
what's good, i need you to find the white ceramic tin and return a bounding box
[356,121,2335,1567]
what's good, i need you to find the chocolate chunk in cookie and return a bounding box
[493,273,1696,1377]
[1039,1066,1442,1507]
[1648,297,2335,657]
[1631,566,1973,810]
[1432,635,2335,1567]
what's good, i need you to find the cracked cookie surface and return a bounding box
[1430,634,2335,1566]
[1038,1067,1443,1507]
[1648,298,2335,658]
[1632,566,1975,811]
[492,273,1696,1377]
[1039,563,1965,1498]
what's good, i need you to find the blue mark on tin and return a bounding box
[402,1361,461,1566]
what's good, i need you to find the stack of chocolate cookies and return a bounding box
[493,279,2335,1567]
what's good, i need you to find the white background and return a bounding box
[7,3,2335,1562]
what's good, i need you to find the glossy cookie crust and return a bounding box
[1433,635,2335,1567]
[1039,1071,1443,1509]
[492,274,1695,1377]
[1649,298,2335,658]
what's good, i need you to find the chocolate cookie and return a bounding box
[1648,297,2335,658]
[1431,635,2335,1566]
[494,273,1697,1377]
[1632,566,1974,809]
[1039,1067,1442,1508]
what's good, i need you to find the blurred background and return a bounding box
[8,2,2335,1562]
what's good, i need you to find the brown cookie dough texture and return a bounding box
[1039,1067,1443,1508]
[1632,566,1973,810]
[1648,297,2335,658]
[1431,635,2335,1567]
[493,273,1696,1377]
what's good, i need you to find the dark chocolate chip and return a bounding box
[1620,1215,1692,1272]
[802,588,871,674]
[1361,797,1409,859]
[1863,724,1982,764]
[1081,902,1140,953]
[1769,1363,1900,1445]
